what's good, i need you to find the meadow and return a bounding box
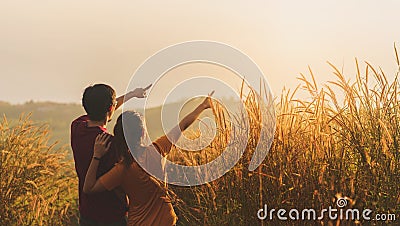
[0,117,78,225]
[1,51,399,225]
[169,55,400,225]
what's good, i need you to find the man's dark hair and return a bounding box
[82,84,116,121]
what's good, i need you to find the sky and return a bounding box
[1,0,399,105]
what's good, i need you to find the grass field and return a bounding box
[165,52,400,225]
[0,117,78,225]
[1,52,399,225]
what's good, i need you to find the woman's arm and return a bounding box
[178,92,213,131]
[115,84,152,110]
[157,91,214,156]
[83,133,111,193]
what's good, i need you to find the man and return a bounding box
[71,83,150,226]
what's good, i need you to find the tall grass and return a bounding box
[169,50,400,225]
[1,50,399,225]
[0,115,78,225]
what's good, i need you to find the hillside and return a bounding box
[0,98,235,151]
[0,101,84,149]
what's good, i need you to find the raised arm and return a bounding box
[115,84,152,110]
[178,92,214,132]
[154,91,214,156]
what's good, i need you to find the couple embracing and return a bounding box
[71,84,213,226]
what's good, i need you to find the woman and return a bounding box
[83,92,214,226]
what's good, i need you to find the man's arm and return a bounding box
[115,84,152,110]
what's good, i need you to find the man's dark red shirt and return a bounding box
[71,115,126,223]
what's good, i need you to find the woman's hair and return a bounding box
[112,111,144,166]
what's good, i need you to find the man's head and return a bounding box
[82,84,117,122]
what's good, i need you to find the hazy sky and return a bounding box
[1,0,399,104]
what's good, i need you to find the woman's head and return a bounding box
[113,111,144,165]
